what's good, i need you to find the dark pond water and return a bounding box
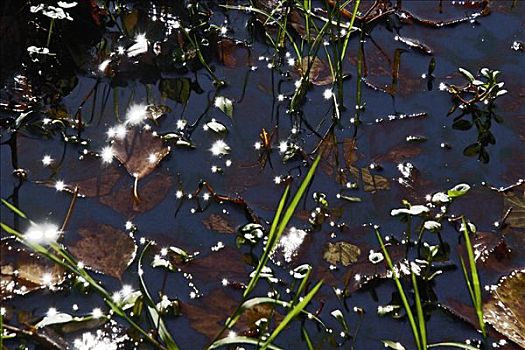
[1,1,524,349]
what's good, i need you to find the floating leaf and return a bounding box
[484,269,525,348]
[205,120,228,134]
[112,129,171,180]
[448,183,471,198]
[68,224,137,279]
[160,78,191,104]
[1,240,65,300]
[202,214,236,234]
[323,242,361,267]
[214,96,233,119]
[382,340,406,350]
[503,192,525,229]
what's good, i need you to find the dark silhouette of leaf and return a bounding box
[112,129,170,180]
[484,269,525,348]
[202,214,236,234]
[1,240,65,300]
[323,242,361,267]
[159,78,191,104]
[68,224,137,279]
[99,172,173,215]
[464,143,481,157]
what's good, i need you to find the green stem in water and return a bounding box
[46,19,55,48]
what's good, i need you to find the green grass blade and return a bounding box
[411,272,427,349]
[138,242,180,350]
[461,217,486,337]
[261,280,323,350]
[243,185,290,298]
[375,228,422,350]
[1,199,27,219]
[302,327,315,350]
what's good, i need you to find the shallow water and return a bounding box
[1,1,524,349]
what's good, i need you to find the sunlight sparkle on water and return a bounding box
[100,146,115,164]
[125,103,147,125]
[55,180,65,192]
[210,140,230,156]
[25,222,61,245]
[42,155,53,166]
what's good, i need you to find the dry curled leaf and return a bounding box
[68,224,137,279]
[484,269,525,349]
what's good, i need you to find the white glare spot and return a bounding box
[148,153,157,164]
[25,222,61,245]
[91,308,103,318]
[278,141,287,153]
[100,146,115,164]
[54,180,65,192]
[323,89,333,100]
[175,190,183,199]
[125,103,147,125]
[42,155,53,166]
[210,140,231,156]
[47,307,58,317]
[254,142,261,150]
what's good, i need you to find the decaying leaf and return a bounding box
[294,56,333,86]
[484,269,525,348]
[503,192,525,229]
[1,240,66,300]
[202,214,236,234]
[68,224,137,279]
[145,104,171,120]
[113,129,171,180]
[323,242,361,267]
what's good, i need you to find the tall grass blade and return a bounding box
[375,228,422,350]
[1,198,27,219]
[261,280,323,350]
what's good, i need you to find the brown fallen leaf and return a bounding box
[348,166,390,192]
[182,288,282,339]
[484,269,525,349]
[68,224,137,279]
[202,214,236,234]
[1,240,65,300]
[99,172,173,216]
[294,56,333,86]
[343,138,358,168]
[323,241,361,267]
[113,128,171,180]
[503,192,525,229]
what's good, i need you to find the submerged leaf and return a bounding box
[1,240,66,300]
[294,56,333,86]
[504,192,525,229]
[68,224,137,279]
[484,269,525,348]
[202,214,236,234]
[160,78,191,104]
[323,242,361,267]
[112,129,171,180]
